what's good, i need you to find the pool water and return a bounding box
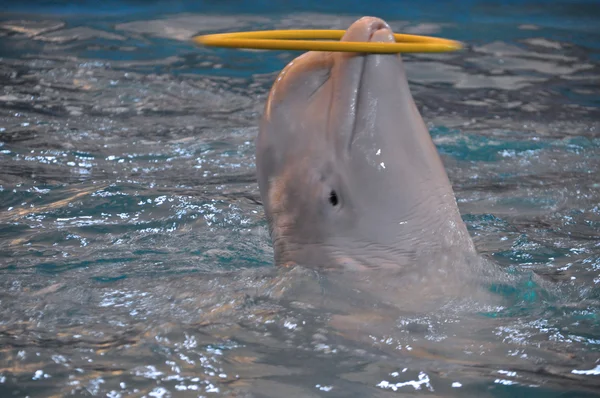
[1,1,599,397]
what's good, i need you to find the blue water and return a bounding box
[1,0,599,397]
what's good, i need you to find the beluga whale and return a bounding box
[256,16,478,286]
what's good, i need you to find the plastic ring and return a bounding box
[192,30,462,53]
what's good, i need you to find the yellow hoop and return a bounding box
[192,30,462,53]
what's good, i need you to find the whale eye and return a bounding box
[329,190,339,206]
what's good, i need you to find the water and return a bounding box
[1,0,599,396]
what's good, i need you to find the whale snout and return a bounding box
[341,16,394,44]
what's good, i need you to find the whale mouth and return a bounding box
[337,18,397,153]
[346,60,367,152]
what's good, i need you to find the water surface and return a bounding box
[1,1,599,396]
